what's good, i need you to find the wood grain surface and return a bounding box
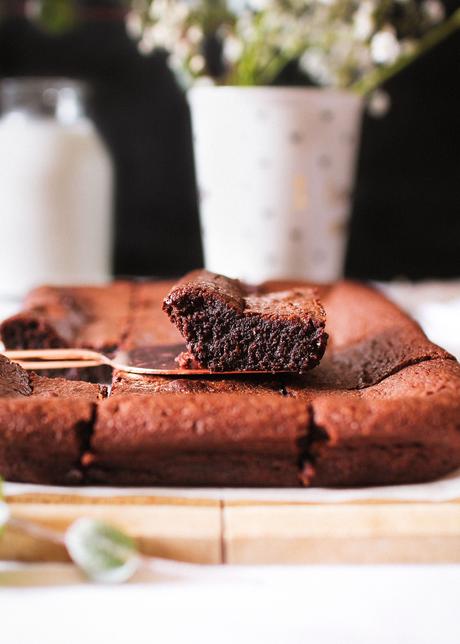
[3,492,460,564]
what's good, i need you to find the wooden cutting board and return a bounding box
[3,491,460,564]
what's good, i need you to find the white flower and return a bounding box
[125,10,143,39]
[138,25,156,54]
[353,2,375,41]
[174,39,193,60]
[194,76,215,87]
[300,48,334,86]
[171,2,189,22]
[224,35,244,63]
[148,0,164,20]
[187,25,203,45]
[189,54,206,74]
[237,10,257,40]
[371,29,401,64]
[169,53,184,70]
[131,0,450,89]
[400,38,418,56]
[151,22,178,49]
[422,0,445,24]
[227,0,247,13]
[247,0,271,11]
[368,89,391,117]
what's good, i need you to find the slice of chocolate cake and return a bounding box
[0,282,133,382]
[0,354,32,398]
[89,393,308,487]
[162,270,328,373]
[0,355,105,484]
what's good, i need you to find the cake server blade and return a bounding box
[2,346,287,375]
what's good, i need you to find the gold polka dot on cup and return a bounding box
[289,131,304,144]
[318,155,332,168]
[262,208,274,220]
[290,228,303,243]
[319,109,334,122]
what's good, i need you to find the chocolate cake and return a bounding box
[98,356,460,487]
[0,278,459,488]
[288,359,460,486]
[0,282,134,381]
[123,281,182,350]
[1,283,132,350]
[287,280,450,390]
[162,270,328,373]
[89,394,308,486]
[0,354,32,398]
[0,355,105,484]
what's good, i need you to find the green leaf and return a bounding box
[30,0,78,34]
[65,518,140,583]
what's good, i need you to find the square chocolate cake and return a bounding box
[1,278,459,487]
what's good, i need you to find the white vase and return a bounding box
[188,86,363,284]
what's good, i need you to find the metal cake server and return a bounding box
[2,346,283,375]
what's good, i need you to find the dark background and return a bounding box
[0,0,459,280]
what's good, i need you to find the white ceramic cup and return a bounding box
[189,86,363,283]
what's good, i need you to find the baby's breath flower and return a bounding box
[194,76,216,87]
[368,88,391,117]
[422,0,445,24]
[126,10,144,39]
[148,0,162,20]
[400,38,418,56]
[152,22,178,49]
[130,0,456,91]
[138,25,157,54]
[237,9,257,40]
[223,35,244,63]
[353,2,375,41]
[227,0,246,13]
[170,1,189,23]
[300,48,334,86]
[174,39,192,60]
[371,28,401,64]
[247,0,271,10]
[189,54,206,73]
[187,25,204,45]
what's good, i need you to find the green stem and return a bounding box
[253,50,293,86]
[351,7,460,95]
[234,38,306,86]
[8,516,65,545]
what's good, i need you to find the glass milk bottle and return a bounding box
[0,78,113,298]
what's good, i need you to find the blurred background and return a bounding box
[0,0,459,281]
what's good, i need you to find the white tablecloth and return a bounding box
[1,563,459,644]
[1,281,460,644]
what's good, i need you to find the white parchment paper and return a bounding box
[4,468,460,503]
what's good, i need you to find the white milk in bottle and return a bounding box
[0,77,113,298]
